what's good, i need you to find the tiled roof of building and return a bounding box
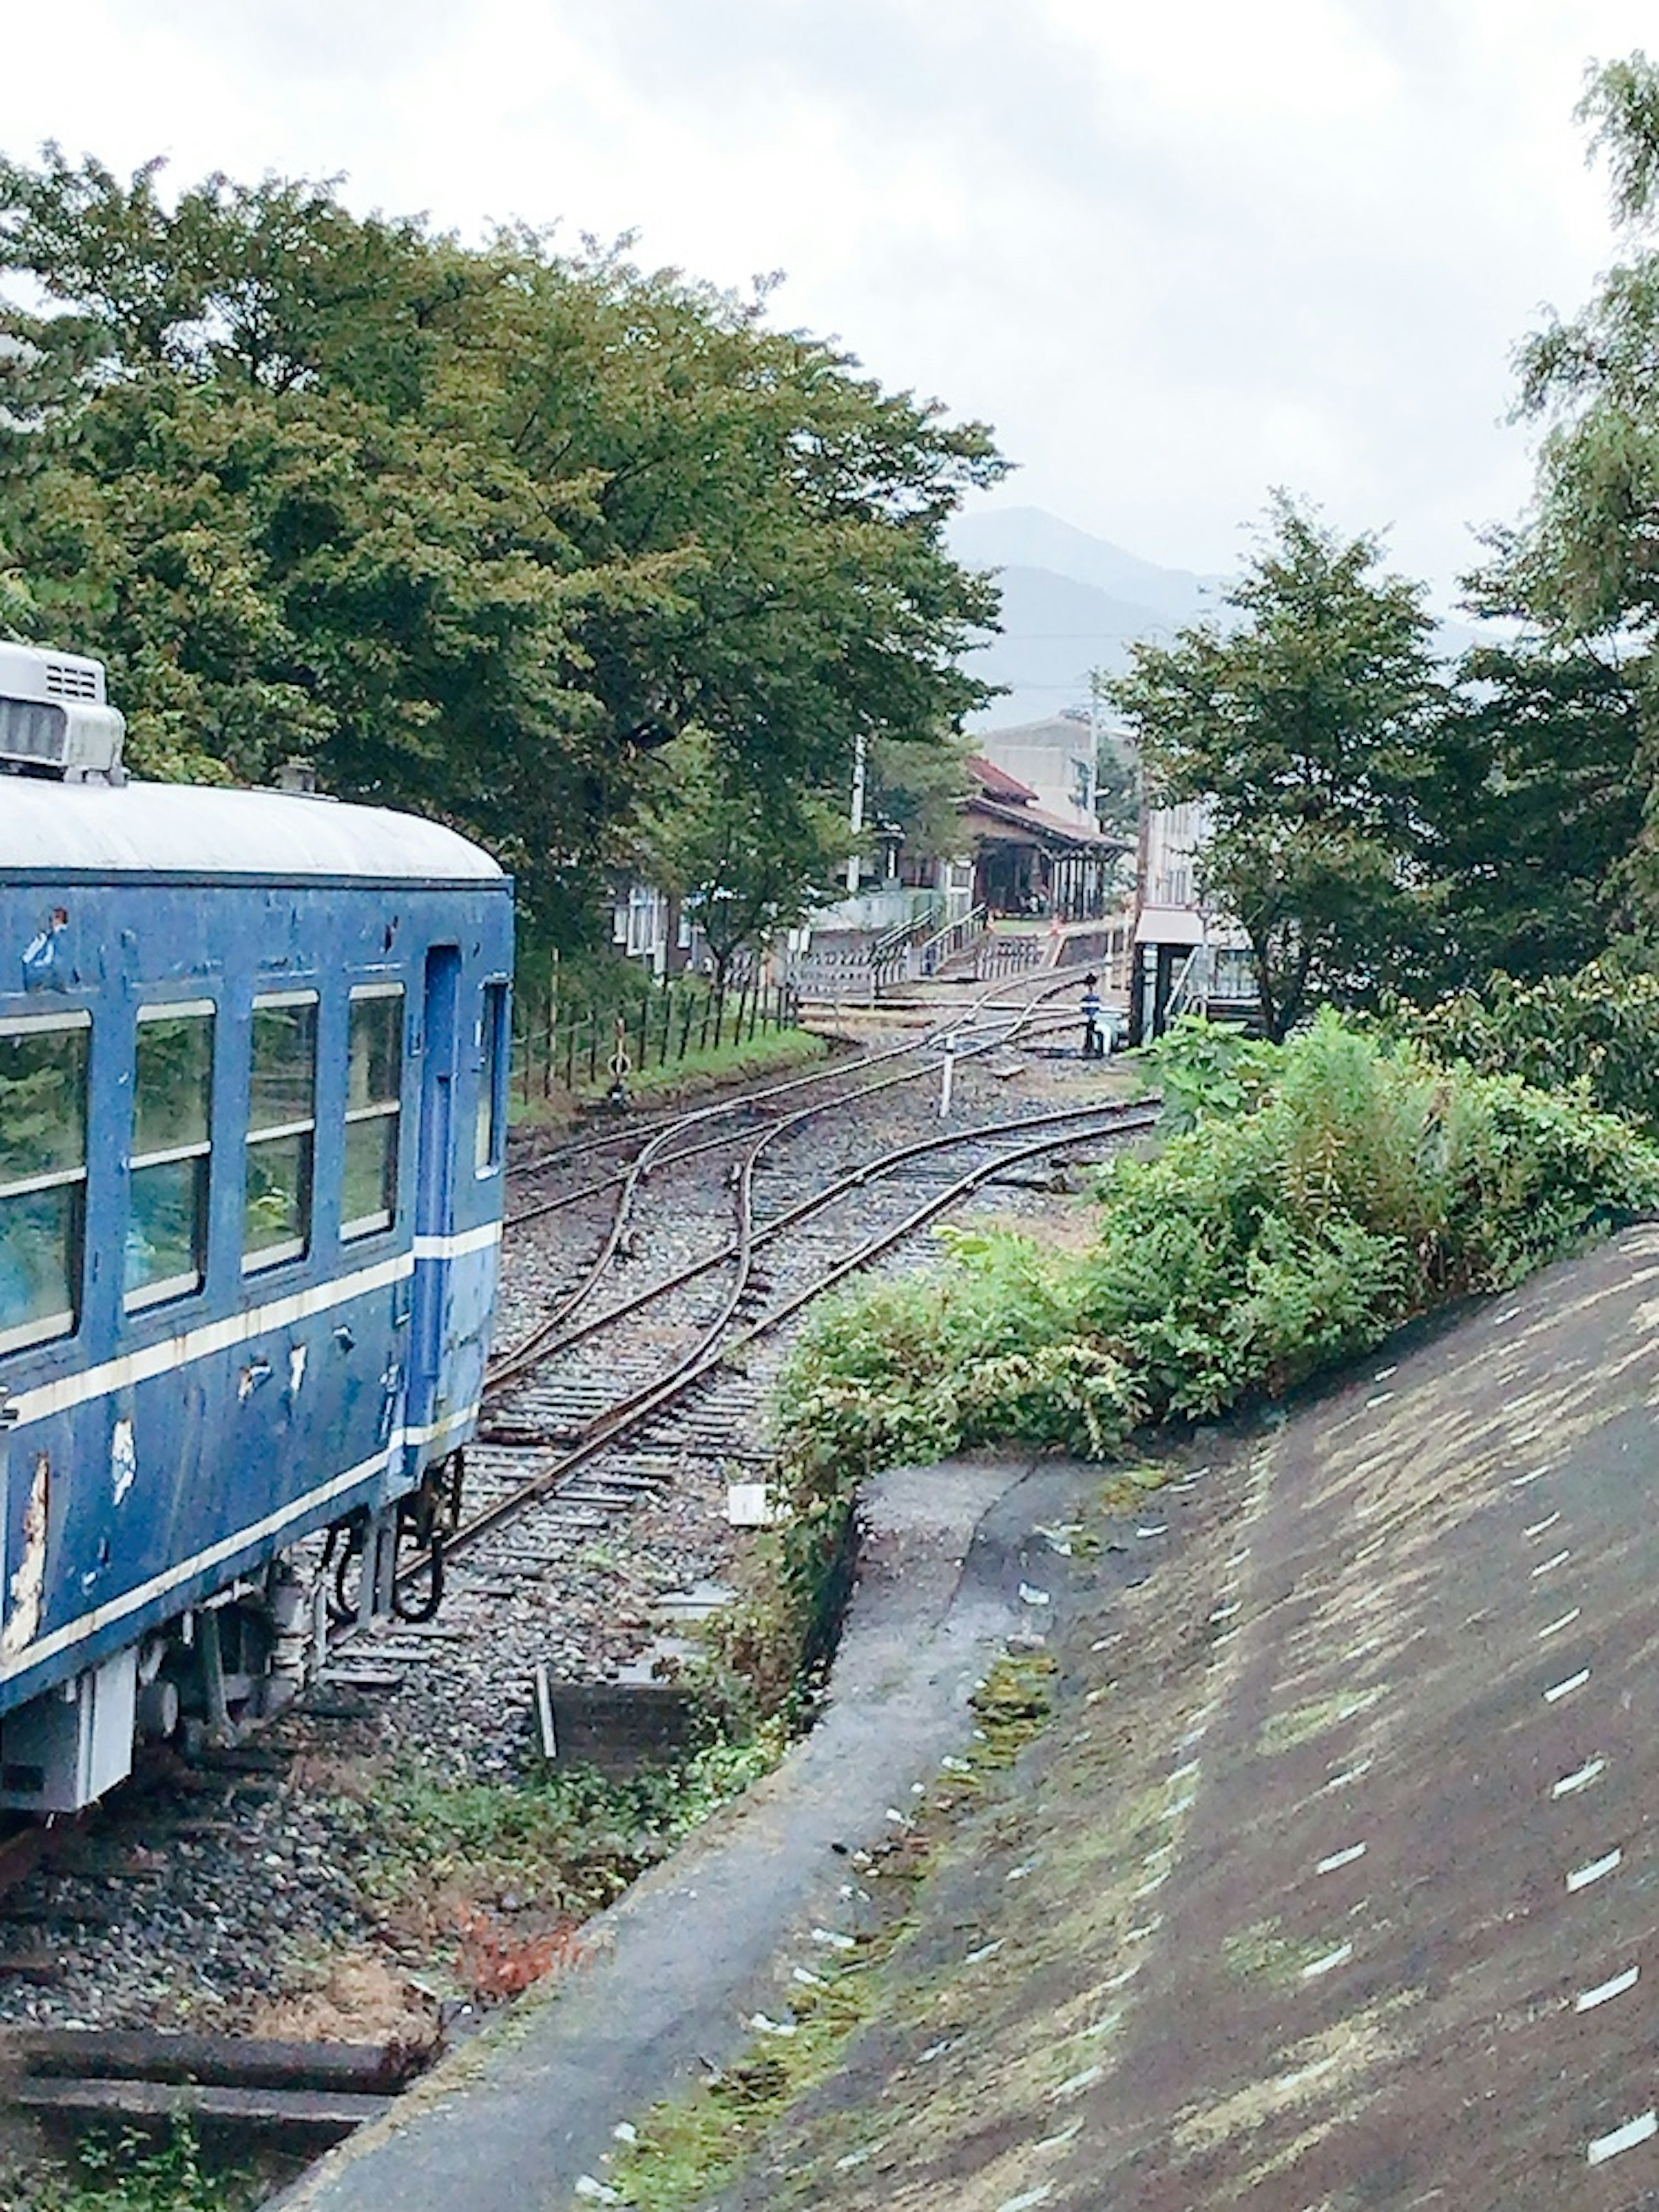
[962,791,1120,850]
[965,754,1041,804]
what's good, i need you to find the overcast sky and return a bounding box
[2,0,1652,605]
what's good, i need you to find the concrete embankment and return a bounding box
[273,1454,1133,2212]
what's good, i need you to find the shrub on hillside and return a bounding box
[1398,957,1659,1133]
[772,1011,1659,1501]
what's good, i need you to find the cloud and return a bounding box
[1,0,1653,601]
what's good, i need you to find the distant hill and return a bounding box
[949,507,1227,731]
[950,504,1481,734]
[950,506,1224,627]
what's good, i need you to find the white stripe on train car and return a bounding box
[3,1223,502,1430]
[413,1221,502,1261]
[0,1400,480,1687]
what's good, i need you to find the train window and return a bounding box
[125,1002,213,1312]
[343,984,403,1238]
[244,993,318,1274]
[0,1012,89,1354]
[475,982,508,1175]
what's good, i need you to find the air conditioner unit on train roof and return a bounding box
[0,642,126,780]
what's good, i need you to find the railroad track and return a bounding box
[0,1019,1145,2168]
[336,1088,1158,1656]
[494,972,1104,1351]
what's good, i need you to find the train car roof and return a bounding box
[0,778,507,886]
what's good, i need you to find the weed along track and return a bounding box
[0,1024,1147,2204]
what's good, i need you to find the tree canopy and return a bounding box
[0,149,1006,962]
[1108,495,1444,1039]
[1507,57,1659,643]
[1412,638,1645,988]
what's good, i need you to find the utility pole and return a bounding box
[845,731,867,897]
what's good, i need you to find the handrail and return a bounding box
[914,903,988,979]
[1163,942,1211,1022]
[870,896,943,964]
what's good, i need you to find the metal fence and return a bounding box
[514,973,802,1100]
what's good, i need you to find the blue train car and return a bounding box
[0,643,512,1809]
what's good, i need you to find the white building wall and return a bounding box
[976,718,1099,835]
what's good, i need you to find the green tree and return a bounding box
[1108,494,1445,1040]
[1414,639,1644,987]
[1489,53,1659,938]
[865,731,972,866]
[1511,53,1659,641]
[634,728,849,992]
[0,150,1006,962]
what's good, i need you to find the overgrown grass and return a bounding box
[339,1730,787,1924]
[20,2116,258,2212]
[772,1010,1659,1512]
[577,1026,827,1104]
[510,1026,827,1125]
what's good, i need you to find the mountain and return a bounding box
[949,507,1227,731]
[949,504,1483,732]
[949,506,1224,628]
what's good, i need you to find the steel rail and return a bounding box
[485,1091,1157,1394]
[417,1097,1157,1575]
[492,976,1100,1367]
[504,962,1093,1217]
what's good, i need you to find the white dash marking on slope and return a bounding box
[1589,2111,1656,2167]
[1553,1759,1606,1799]
[1539,1608,1581,1640]
[1316,1843,1367,1875]
[1523,1512,1561,1539]
[1567,1849,1622,1892]
[1576,1966,1639,2013]
[1511,1466,1551,1488]
[1545,1669,1591,1703]
[1277,2054,1339,2094]
[1324,1760,1373,1793]
[1049,2064,1105,2101]
[1301,1942,1353,1980]
[1531,1549,1571,1578]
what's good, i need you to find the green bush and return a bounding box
[1397,956,1659,1133]
[772,1011,1659,1497]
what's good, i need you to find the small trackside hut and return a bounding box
[0,644,513,1811]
